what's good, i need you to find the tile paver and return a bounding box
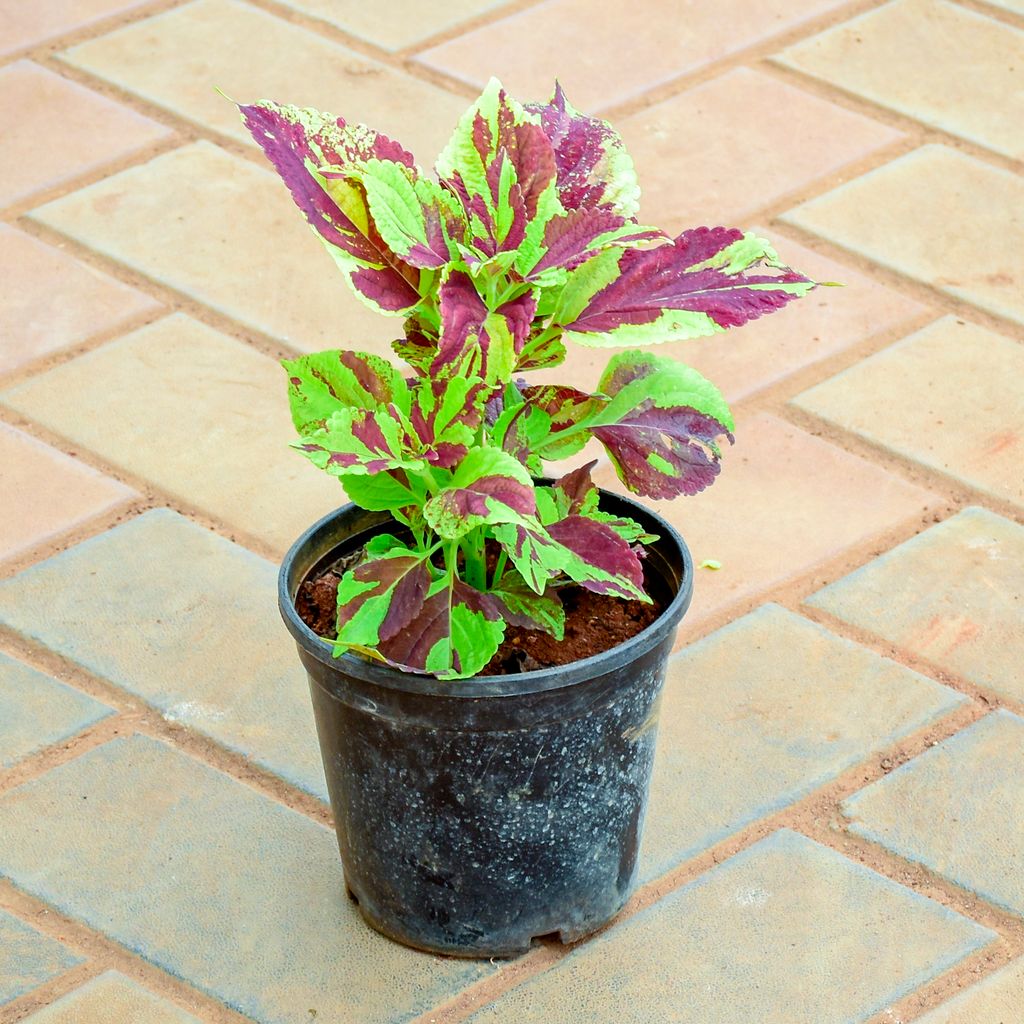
[916,957,1024,1024]
[793,317,1024,509]
[0,225,160,377]
[618,67,900,232]
[0,61,170,209]
[777,0,1024,161]
[0,652,113,769]
[265,0,507,52]
[467,830,994,1024]
[0,734,491,1024]
[594,412,941,633]
[1,0,1020,1015]
[1,314,343,553]
[0,509,327,800]
[541,230,925,401]
[22,971,202,1023]
[0,422,135,561]
[29,141,398,353]
[783,145,1024,326]
[60,0,470,165]
[0,0,151,57]
[842,711,1024,915]
[0,910,82,1007]
[807,507,1024,705]
[418,0,850,112]
[641,604,964,880]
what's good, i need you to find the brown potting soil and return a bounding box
[295,561,662,676]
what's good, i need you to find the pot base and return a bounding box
[343,875,625,958]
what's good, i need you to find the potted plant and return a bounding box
[239,79,814,957]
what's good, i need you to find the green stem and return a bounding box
[491,549,508,588]
[462,526,487,591]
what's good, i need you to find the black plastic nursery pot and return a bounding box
[279,490,693,958]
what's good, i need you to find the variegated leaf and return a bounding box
[282,350,409,433]
[561,227,815,347]
[424,448,536,539]
[238,101,422,315]
[526,83,641,219]
[295,405,424,476]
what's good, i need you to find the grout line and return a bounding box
[9,216,311,366]
[579,0,896,120]
[0,303,169,393]
[0,961,105,1024]
[766,219,1024,345]
[780,403,1024,526]
[0,1,1020,1021]
[669,496,960,650]
[0,497,156,582]
[0,882,255,1024]
[0,0,191,68]
[760,58,1024,178]
[0,131,184,223]
[231,0,483,101]
[723,308,944,413]
[0,629,333,827]
[953,0,1024,29]
[0,715,136,802]
[397,0,548,57]
[0,496,144,583]
[0,407,285,567]
[797,602,1024,718]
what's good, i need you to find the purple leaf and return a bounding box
[518,384,603,459]
[432,271,537,384]
[489,572,564,638]
[296,404,422,476]
[424,448,537,539]
[283,349,406,433]
[590,351,734,500]
[239,101,421,313]
[526,82,640,218]
[565,227,814,342]
[409,375,487,468]
[529,208,663,277]
[592,408,723,499]
[552,459,600,515]
[546,515,646,598]
[337,552,431,643]
[375,578,504,678]
[392,319,437,374]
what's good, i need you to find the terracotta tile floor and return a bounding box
[0,0,1021,1021]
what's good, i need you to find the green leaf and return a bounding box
[335,545,432,648]
[424,597,504,679]
[295,406,425,476]
[491,571,565,639]
[282,350,408,433]
[550,248,623,326]
[599,352,734,433]
[423,448,536,540]
[435,78,504,205]
[340,471,424,513]
[356,159,432,258]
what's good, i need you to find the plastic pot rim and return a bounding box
[278,488,693,700]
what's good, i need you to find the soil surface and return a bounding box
[295,555,662,675]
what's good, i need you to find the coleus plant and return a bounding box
[239,79,816,679]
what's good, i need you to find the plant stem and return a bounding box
[462,526,487,590]
[491,549,508,587]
